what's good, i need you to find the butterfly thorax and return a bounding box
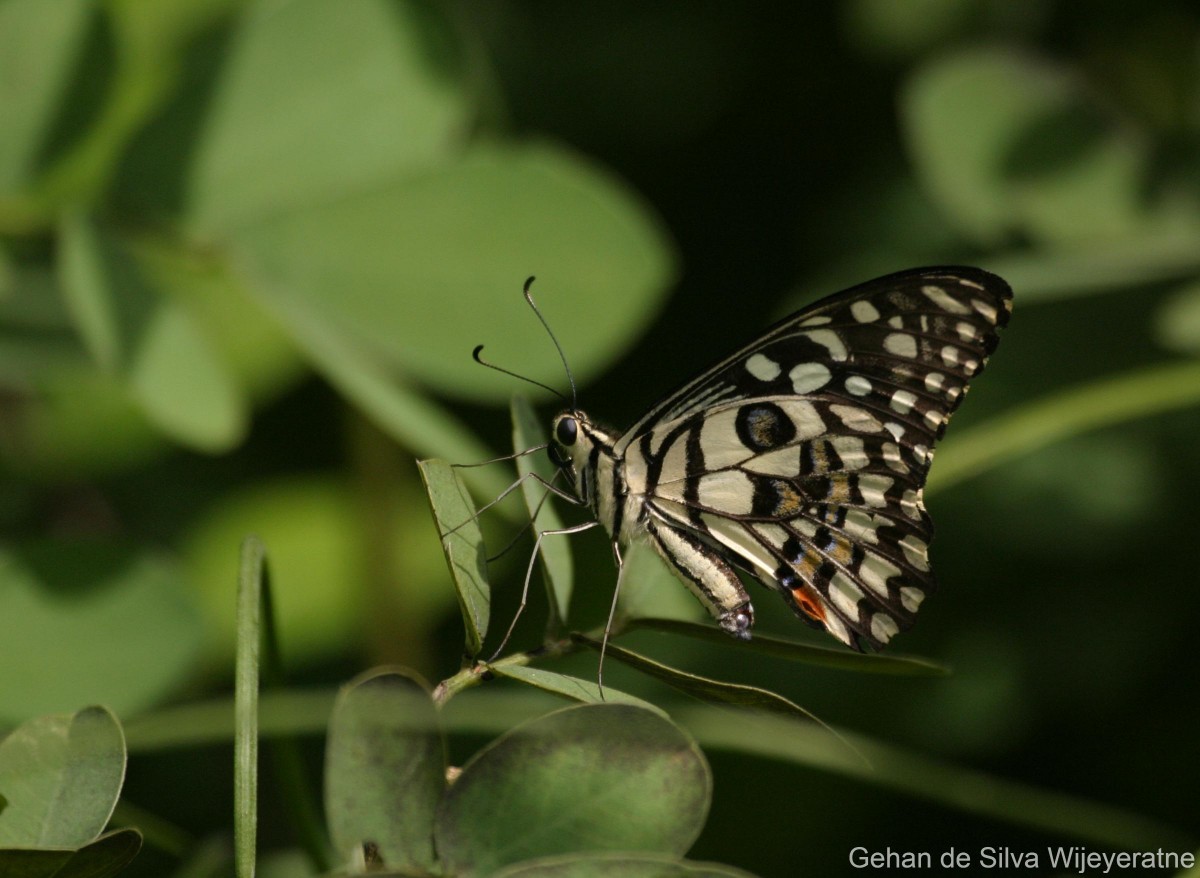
[549,410,640,546]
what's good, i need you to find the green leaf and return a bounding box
[0,827,143,878]
[0,0,94,196]
[417,459,490,656]
[56,213,245,451]
[573,636,828,724]
[324,668,444,874]
[185,0,468,233]
[234,142,675,403]
[902,48,1147,245]
[1154,280,1200,354]
[434,704,710,876]
[490,665,663,714]
[0,707,125,847]
[511,395,573,625]
[492,851,762,878]
[0,541,204,722]
[627,618,948,676]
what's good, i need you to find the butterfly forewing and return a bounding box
[618,267,1012,650]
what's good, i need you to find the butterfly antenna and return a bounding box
[523,276,578,410]
[472,345,568,404]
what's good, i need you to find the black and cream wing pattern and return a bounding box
[609,267,1013,650]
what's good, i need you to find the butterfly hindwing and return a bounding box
[622,267,1012,649]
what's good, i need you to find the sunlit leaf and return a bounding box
[0,707,125,847]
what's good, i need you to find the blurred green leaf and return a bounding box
[0,706,125,847]
[185,0,468,233]
[511,395,573,626]
[1154,280,1200,354]
[573,636,827,725]
[234,143,676,402]
[492,851,761,878]
[0,0,94,197]
[57,213,245,451]
[182,476,380,665]
[417,459,490,657]
[903,48,1149,245]
[325,668,443,874]
[929,360,1200,492]
[491,665,663,714]
[434,704,710,876]
[0,827,143,878]
[0,542,204,721]
[627,618,948,676]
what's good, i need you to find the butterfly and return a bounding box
[501,267,1011,652]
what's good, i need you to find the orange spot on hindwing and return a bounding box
[790,583,827,624]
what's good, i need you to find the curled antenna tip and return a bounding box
[524,276,536,293]
[472,344,486,362]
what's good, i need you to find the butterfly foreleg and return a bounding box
[645,519,755,640]
[488,519,601,661]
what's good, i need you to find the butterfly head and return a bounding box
[549,410,609,504]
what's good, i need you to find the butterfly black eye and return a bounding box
[556,416,578,446]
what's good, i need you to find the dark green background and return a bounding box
[2,1,1199,876]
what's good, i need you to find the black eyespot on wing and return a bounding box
[556,416,578,446]
[735,402,796,451]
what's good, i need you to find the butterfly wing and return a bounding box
[619,266,1012,649]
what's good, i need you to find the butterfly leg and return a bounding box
[646,520,755,640]
[488,519,600,660]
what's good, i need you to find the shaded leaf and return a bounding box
[491,665,663,715]
[0,0,94,195]
[492,851,761,878]
[615,541,705,626]
[511,395,573,626]
[0,706,126,847]
[434,704,710,876]
[627,618,947,676]
[324,668,444,874]
[417,459,490,656]
[0,827,142,878]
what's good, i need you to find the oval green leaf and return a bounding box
[417,458,490,656]
[234,143,675,402]
[434,703,710,876]
[325,668,444,874]
[0,707,125,847]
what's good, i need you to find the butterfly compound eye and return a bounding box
[555,416,578,446]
